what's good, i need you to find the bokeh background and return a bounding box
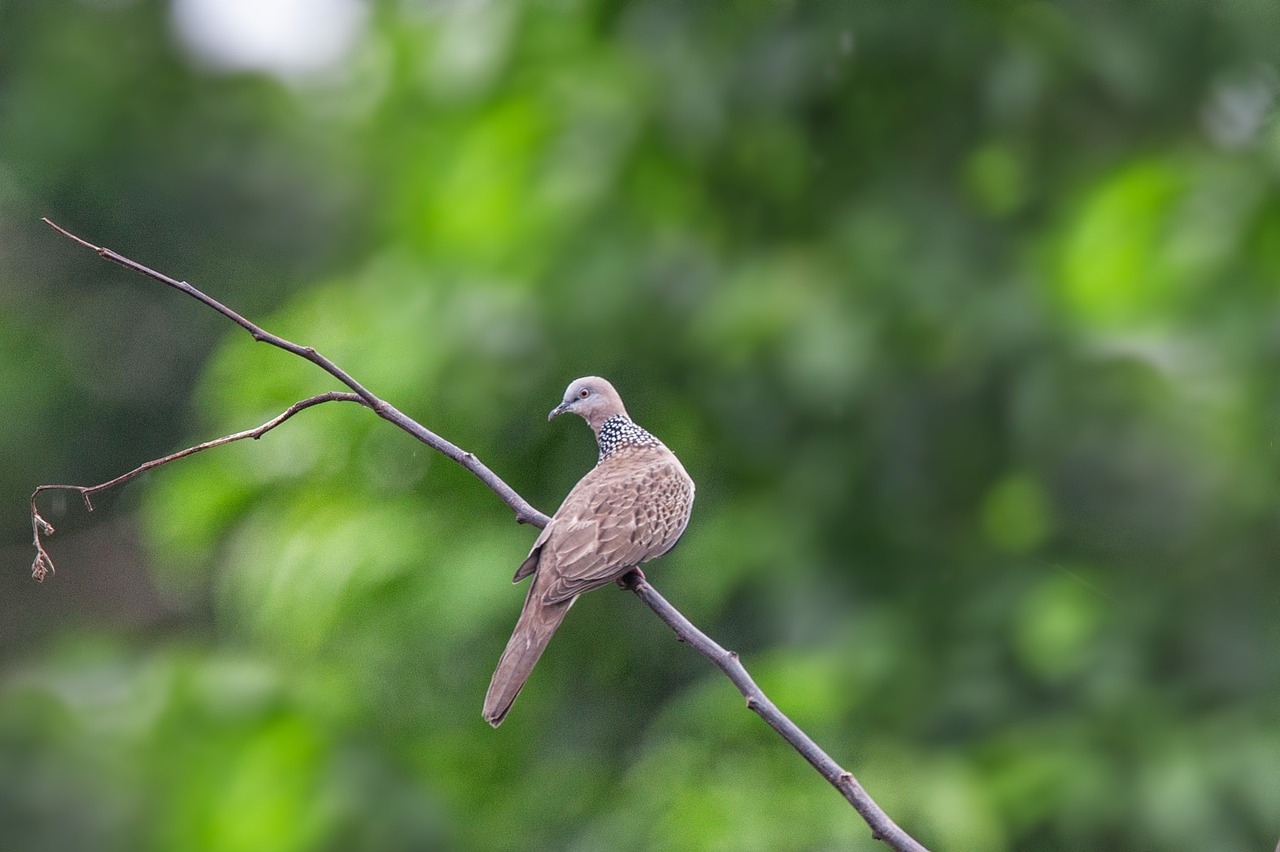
[4,1,1280,850]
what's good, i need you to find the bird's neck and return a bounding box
[595,414,662,463]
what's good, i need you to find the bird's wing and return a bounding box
[537,451,693,604]
[512,523,552,583]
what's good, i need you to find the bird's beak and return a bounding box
[548,401,571,421]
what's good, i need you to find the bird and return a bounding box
[483,376,695,727]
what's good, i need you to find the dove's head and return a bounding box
[549,376,629,431]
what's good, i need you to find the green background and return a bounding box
[4,1,1280,849]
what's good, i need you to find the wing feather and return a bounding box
[531,449,694,604]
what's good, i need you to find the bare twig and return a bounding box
[623,573,926,851]
[29,391,365,580]
[37,220,928,852]
[41,218,545,528]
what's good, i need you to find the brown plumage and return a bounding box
[483,376,695,727]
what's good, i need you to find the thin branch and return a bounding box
[38,221,929,851]
[42,218,546,528]
[29,391,365,581]
[623,573,926,852]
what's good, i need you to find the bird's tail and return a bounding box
[483,586,574,727]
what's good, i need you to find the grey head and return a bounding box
[548,376,630,432]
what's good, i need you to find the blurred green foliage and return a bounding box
[4,1,1280,850]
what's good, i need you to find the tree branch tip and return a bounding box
[31,553,54,582]
[42,217,100,251]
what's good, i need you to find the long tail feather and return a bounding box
[483,588,573,727]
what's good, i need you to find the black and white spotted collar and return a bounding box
[596,414,662,462]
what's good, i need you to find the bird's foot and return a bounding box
[617,568,646,590]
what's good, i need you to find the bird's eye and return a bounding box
[578,388,590,399]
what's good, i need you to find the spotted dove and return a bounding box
[483,376,695,727]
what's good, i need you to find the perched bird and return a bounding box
[483,376,695,727]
